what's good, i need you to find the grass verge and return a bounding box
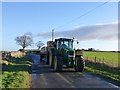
[2,71,30,88]
[85,61,120,86]
[1,54,32,89]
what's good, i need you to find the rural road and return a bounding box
[28,53,119,89]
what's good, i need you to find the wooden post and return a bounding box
[102,57,104,65]
[95,57,96,63]
[112,59,114,68]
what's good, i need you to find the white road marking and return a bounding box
[56,73,76,88]
[108,82,119,88]
[40,74,47,86]
[32,70,37,73]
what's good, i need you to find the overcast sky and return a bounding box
[37,21,118,41]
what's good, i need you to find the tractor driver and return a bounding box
[60,43,67,49]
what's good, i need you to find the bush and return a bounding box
[11,51,25,58]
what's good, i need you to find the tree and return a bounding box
[15,34,33,51]
[36,41,45,50]
[88,48,95,51]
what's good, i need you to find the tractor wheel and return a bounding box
[54,56,62,72]
[75,56,84,72]
[46,52,49,64]
[49,51,54,68]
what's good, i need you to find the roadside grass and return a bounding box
[2,71,30,88]
[84,61,120,85]
[1,52,32,89]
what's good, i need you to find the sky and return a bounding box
[1,1,118,51]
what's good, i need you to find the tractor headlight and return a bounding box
[67,51,74,58]
[68,55,74,58]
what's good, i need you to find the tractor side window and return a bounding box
[56,41,59,49]
[59,41,64,47]
[68,40,73,49]
[56,41,58,48]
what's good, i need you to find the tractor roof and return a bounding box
[55,38,73,41]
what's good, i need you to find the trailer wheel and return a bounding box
[75,56,84,72]
[54,56,62,72]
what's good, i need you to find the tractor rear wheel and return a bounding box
[49,51,54,68]
[46,52,50,64]
[54,56,62,72]
[75,56,84,72]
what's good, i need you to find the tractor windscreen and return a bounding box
[56,39,73,49]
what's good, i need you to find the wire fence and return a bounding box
[84,57,120,69]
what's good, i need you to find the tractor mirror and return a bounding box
[77,41,79,44]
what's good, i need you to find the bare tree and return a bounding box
[15,34,33,51]
[36,41,45,50]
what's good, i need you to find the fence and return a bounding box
[84,56,119,69]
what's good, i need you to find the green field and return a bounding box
[83,51,119,67]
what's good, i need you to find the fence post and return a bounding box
[112,59,114,68]
[87,57,88,61]
[102,57,104,65]
[94,57,96,63]
[99,58,101,65]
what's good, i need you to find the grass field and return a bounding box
[83,51,119,67]
[0,52,32,89]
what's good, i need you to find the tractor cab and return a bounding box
[55,38,73,49]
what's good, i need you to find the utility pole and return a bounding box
[52,29,54,41]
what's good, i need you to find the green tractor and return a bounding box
[47,38,85,72]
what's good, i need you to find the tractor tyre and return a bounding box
[75,55,84,72]
[49,51,54,68]
[54,55,62,72]
[46,52,49,64]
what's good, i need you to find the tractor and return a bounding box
[46,38,85,72]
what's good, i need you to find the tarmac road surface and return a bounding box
[28,53,119,89]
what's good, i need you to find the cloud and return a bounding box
[37,21,118,41]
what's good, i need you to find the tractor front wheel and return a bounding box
[54,56,62,72]
[75,56,84,72]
